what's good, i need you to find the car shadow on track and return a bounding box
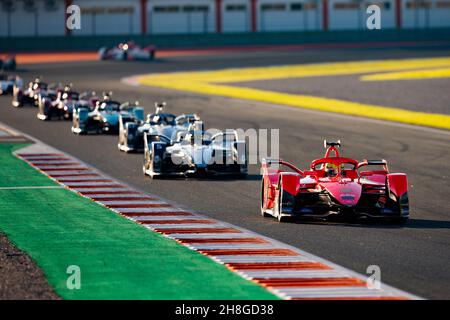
[151,174,261,181]
[286,217,450,229]
[401,218,450,230]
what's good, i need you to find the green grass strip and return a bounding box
[0,143,277,299]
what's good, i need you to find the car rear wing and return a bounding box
[211,129,240,143]
[358,159,389,172]
[175,113,200,125]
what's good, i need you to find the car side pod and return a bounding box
[12,86,23,107]
[275,172,301,222]
[260,158,304,222]
[386,173,410,220]
[233,140,248,176]
[71,108,89,134]
[118,114,137,152]
[143,133,166,179]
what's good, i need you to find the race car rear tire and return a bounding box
[274,179,290,222]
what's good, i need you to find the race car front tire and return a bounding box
[274,179,290,222]
[260,177,271,217]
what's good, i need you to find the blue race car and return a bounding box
[72,92,143,135]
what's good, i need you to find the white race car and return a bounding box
[0,74,21,95]
[98,42,156,61]
[143,120,248,178]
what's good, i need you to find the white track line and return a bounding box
[122,74,450,137]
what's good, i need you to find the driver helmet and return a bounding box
[325,163,338,177]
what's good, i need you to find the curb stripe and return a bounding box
[79,190,140,195]
[155,228,241,234]
[50,173,100,177]
[57,179,112,183]
[41,168,90,172]
[17,153,63,157]
[31,162,81,166]
[180,238,268,244]
[25,157,71,161]
[123,211,193,217]
[241,270,346,279]
[113,207,176,213]
[256,278,366,288]
[200,249,299,256]
[214,256,312,263]
[91,197,155,201]
[190,244,277,250]
[106,203,168,208]
[137,219,215,225]
[227,262,330,270]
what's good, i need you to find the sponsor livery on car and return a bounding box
[118,102,200,153]
[143,120,247,178]
[72,92,144,135]
[12,77,48,108]
[261,140,409,223]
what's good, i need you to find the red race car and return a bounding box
[98,42,156,61]
[261,141,409,223]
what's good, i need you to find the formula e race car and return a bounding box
[0,73,21,95]
[37,84,80,121]
[12,77,48,107]
[0,55,16,71]
[72,93,144,135]
[261,141,409,223]
[62,91,99,120]
[98,42,156,61]
[118,102,200,153]
[143,120,247,178]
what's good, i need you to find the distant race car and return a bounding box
[143,120,247,178]
[118,102,200,153]
[260,141,409,223]
[36,85,62,120]
[37,85,80,121]
[0,55,16,71]
[98,42,156,61]
[12,77,48,107]
[71,92,143,134]
[0,73,21,95]
[62,91,99,121]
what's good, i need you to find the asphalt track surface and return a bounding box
[235,75,450,115]
[1,45,449,299]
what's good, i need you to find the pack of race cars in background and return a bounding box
[4,75,409,224]
[8,77,248,179]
